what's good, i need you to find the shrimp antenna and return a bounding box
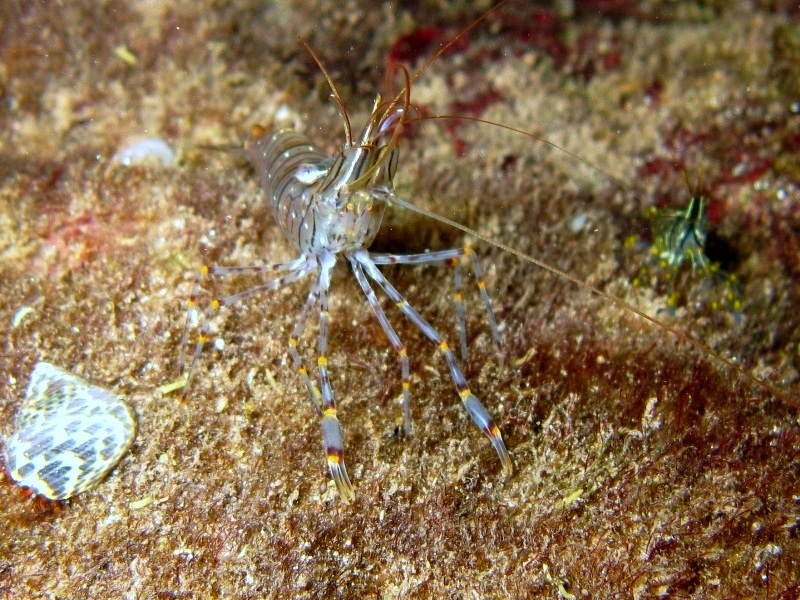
[383,0,510,114]
[409,114,636,198]
[682,167,693,195]
[407,0,511,89]
[300,38,353,146]
[383,192,793,409]
[682,167,708,200]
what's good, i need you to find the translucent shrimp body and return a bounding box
[181,98,511,502]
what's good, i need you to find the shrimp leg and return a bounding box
[350,257,413,436]
[370,246,502,363]
[352,249,512,475]
[180,257,316,399]
[312,251,355,502]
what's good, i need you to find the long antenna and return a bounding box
[407,0,512,89]
[382,0,512,113]
[300,38,353,146]
[409,114,634,198]
[380,192,794,409]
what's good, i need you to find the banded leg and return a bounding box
[180,257,316,399]
[287,284,324,414]
[370,246,502,363]
[179,257,308,373]
[349,257,413,436]
[314,251,355,503]
[452,256,468,361]
[355,250,512,474]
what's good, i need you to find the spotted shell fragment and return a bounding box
[3,362,137,500]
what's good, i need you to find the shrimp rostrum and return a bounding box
[179,63,511,503]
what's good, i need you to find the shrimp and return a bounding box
[179,50,511,502]
[629,173,743,317]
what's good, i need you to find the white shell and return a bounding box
[3,362,137,500]
[112,137,176,167]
